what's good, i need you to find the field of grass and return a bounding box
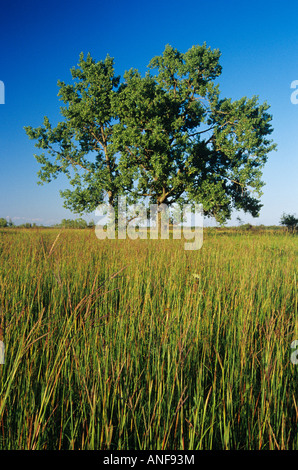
[0,227,297,450]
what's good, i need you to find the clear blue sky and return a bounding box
[0,0,297,226]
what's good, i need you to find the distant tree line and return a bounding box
[54,218,95,229]
[0,214,297,231]
[0,217,95,229]
[0,218,43,228]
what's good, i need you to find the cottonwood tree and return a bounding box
[114,44,276,224]
[25,45,276,227]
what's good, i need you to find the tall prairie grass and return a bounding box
[0,228,297,449]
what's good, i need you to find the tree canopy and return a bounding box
[25,44,276,225]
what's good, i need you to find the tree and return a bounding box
[25,45,276,226]
[114,44,276,224]
[280,213,298,232]
[0,218,7,228]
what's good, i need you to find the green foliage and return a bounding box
[57,218,88,228]
[116,44,276,224]
[25,45,276,224]
[0,218,8,228]
[20,223,33,228]
[0,218,14,228]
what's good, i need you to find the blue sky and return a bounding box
[0,0,297,226]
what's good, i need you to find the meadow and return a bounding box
[0,227,297,450]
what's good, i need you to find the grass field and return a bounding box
[0,227,297,450]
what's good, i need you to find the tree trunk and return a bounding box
[157,188,168,239]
